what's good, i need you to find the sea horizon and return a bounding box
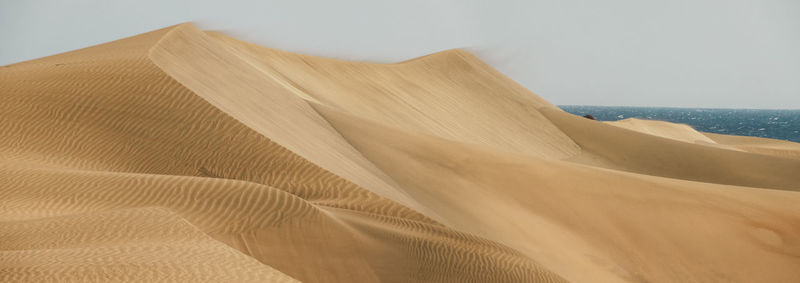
[559,104,800,111]
[559,105,800,143]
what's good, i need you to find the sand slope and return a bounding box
[1,23,799,282]
[319,109,800,282]
[542,108,800,191]
[205,31,580,160]
[606,118,717,144]
[704,132,800,160]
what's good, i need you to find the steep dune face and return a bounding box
[0,24,566,282]
[2,23,800,282]
[148,25,431,217]
[206,32,580,160]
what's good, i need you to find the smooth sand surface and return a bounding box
[704,132,800,160]
[606,118,717,144]
[1,23,799,282]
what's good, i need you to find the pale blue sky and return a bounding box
[2,0,798,109]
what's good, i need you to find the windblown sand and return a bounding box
[1,24,799,282]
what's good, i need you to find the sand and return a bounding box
[1,23,798,282]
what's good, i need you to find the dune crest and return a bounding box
[2,23,799,282]
[606,118,717,144]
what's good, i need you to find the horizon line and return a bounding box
[557,104,800,111]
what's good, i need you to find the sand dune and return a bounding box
[1,23,799,282]
[542,108,800,191]
[1,207,298,282]
[704,132,800,160]
[606,118,718,144]
[205,31,580,160]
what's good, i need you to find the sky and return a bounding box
[2,0,799,109]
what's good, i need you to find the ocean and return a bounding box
[558,105,800,143]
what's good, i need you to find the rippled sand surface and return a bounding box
[2,24,799,282]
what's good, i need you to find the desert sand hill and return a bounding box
[703,132,800,160]
[1,23,799,283]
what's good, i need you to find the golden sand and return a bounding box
[1,24,799,282]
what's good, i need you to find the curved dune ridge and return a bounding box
[1,23,799,282]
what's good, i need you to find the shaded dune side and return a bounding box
[316,107,800,283]
[205,31,580,160]
[326,207,565,283]
[540,108,800,191]
[0,24,568,282]
[0,207,298,283]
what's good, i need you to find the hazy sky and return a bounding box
[2,0,799,109]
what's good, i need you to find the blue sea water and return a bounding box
[558,105,800,143]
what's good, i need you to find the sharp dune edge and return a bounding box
[0,23,798,282]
